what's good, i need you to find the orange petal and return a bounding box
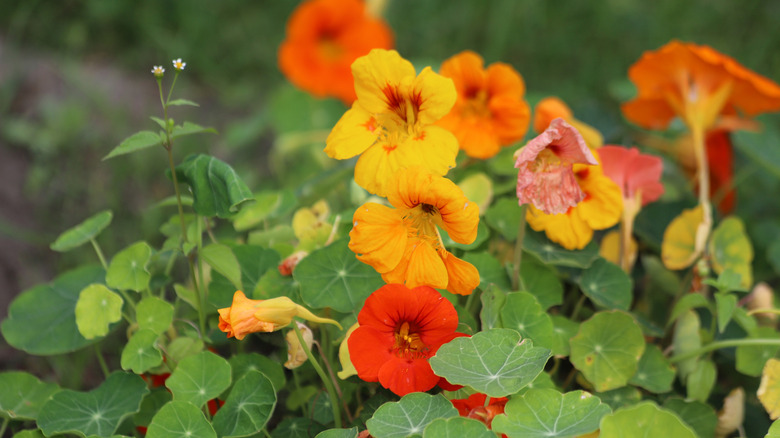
[349,202,408,273]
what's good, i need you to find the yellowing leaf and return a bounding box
[759,358,780,420]
[662,205,708,270]
[337,323,359,380]
[709,217,754,289]
[715,387,744,438]
[292,200,333,251]
[457,172,493,214]
[599,230,637,269]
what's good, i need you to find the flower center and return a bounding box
[393,322,428,358]
[318,37,344,60]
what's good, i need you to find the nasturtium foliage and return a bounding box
[165,351,231,408]
[173,154,254,218]
[523,230,599,268]
[492,389,610,438]
[271,417,326,438]
[736,327,780,377]
[429,328,551,397]
[759,359,780,420]
[500,291,554,350]
[673,310,703,383]
[106,241,153,292]
[662,398,717,438]
[146,401,216,438]
[709,216,754,289]
[37,372,148,438]
[485,197,523,240]
[457,172,493,214]
[212,371,277,438]
[423,417,494,438]
[294,238,384,313]
[628,344,675,393]
[50,210,113,252]
[667,293,710,328]
[134,388,172,430]
[103,131,162,160]
[578,258,632,311]
[1,265,105,355]
[463,252,511,290]
[209,245,281,308]
[228,353,286,393]
[520,253,563,310]
[550,315,579,357]
[11,430,46,438]
[201,243,243,291]
[233,190,297,232]
[479,284,506,330]
[121,328,163,374]
[569,311,645,392]
[136,296,174,335]
[595,386,641,410]
[366,393,458,438]
[74,284,123,340]
[599,402,697,438]
[315,428,359,438]
[0,371,61,421]
[661,205,705,270]
[686,359,717,404]
[769,419,780,438]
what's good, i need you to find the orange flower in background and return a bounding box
[451,393,509,435]
[349,167,480,294]
[515,118,598,215]
[278,0,394,104]
[325,49,459,196]
[348,284,465,396]
[526,150,623,250]
[533,97,603,150]
[218,291,340,340]
[437,51,530,159]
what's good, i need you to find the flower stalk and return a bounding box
[293,323,342,428]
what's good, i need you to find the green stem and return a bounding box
[748,308,780,316]
[166,71,180,105]
[196,215,208,305]
[262,429,272,438]
[90,238,108,270]
[95,344,110,378]
[294,323,342,428]
[511,205,527,291]
[117,288,137,311]
[0,417,8,438]
[570,294,587,321]
[188,257,207,340]
[669,338,780,364]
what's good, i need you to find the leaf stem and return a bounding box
[511,205,527,291]
[668,338,780,363]
[747,308,780,316]
[95,344,110,378]
[90,238,108,270]
[293,323,342,428]
[0,418,8,438]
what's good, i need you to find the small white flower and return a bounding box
[151,65,165,76]
[172,58,186,71]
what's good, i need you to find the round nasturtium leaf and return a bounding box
[366,393,458,438]
[485,198,523,240]
[50,210,113,252]
[492,389,610,438]
[458,172,493,214]
[165,351,231,408]
[662,398,717,438]
[212,371,277,438]
[569,311,645,392]
[271,417,326,438]
[315,427,359,438]
[463,252,511,290]
[736,327,780,377]
[673,310,703,383]
[759,358,780,420]
[228,353,286,393]
[146,401,216,438]
[106,241,153,292]
[37,372,148,438]
[578,258,632,311]
[0,371,61,420]
[294,238,384,313]
[429,328,551,398]
[209,245,281,309]
[768,419,780,438]
[661,205,706,270]
[599,402,697,438]
[500,291,554,350]
[709,216,754,289]
[121,328,163,374]
[136,296,174,335]
[423,417,494,438]
[550,315,579,358]
[522,229,599,268]
[595,386,641,410]
[686,359,717,403]
[520,254,563,310]
[74,284,124,340]
[201,243,243,292]
[628,344,675,394]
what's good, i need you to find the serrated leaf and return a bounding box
[429,328,551,397]
[366,393,458,438]
[106,241,153,292]
[578,258,632,311]
[201,243,242,291]
[171,121,217,139]
[709,216,754,289]
[136,296,174,335]
[663,398,717,438]
[121,329,163,374]
[212,371,276,438]
[50,210,113,252]
[0,371,61,420]
[423,417,493,438]
[500,291,554,349]
[167,99,199,107]
[166,351,231,408]
[492,389,610,438]
[75,284,123,339]
[146,401,216,438]
[628,344,675,393]
[523,230,599,268]
[599,402,697,438]
[173,154,253,218]
[38,372,148,437]
[570,311,645,392]
[103,131,162,160]
[294,238,384,313]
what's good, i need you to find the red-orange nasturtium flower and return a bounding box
[347,283,465,396]
[515,118,598,215]
[218,291,340,340]
[437,50,530,159]
[533,97,603,150]
[278,0,393,104]
[324,49,459,196]
[451,393,509,435]
[349,167,480,295]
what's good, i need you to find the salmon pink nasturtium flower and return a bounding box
[325,49,459,196]
[348,283,466,396]
[514,118,598,215]
[218,291,340,340]
[278,0,393,104]
[437,50,531,159]
[533,97,603,150]
[349,167,480,295]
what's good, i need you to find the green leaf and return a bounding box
[734,127,780,179]
[212,371,276,438]
[0,371,60,420]
[103,131,162,160]
[423,417,494,438]
[479,285,506,330]
[106,241,153,292]
[662,398,717,438]
[737,327,780,377]
[457,172,493,213]
[500,291,554,349]
[38,372,148,437]
[578,258,632,311]
[628,344,675,393]
[201,243,243,291]
[709,216,754,289]
[367,393,458,438]
[134,388,171,430]
[11,430,46,438]
[228,353,286,393]
[171,121,218,139]
[715,293,738,333]
[550,315,579,357]
[121,329,163,374]
[595,386,641,410]
[254,268,301,301]
[165,351,232,408]
[174,154,254,218]
[74,284,123,339]
[569,311,645,392]
[673,310,702,382]
[209,245,281,308]
[315,428,359,438]
[599,402,697,438]
[233,190,297,232]
[146,401,216,438]
[668,293,711,327]
[768,419,780,438]
[520,253,563,310]
[769,240,780,276]
[271,418,326,438]
[523,230,599,268]
[492,389,610,438]
[462,252,511,290]
[167,336,205,363]
[484,198,523,240]
[136,296,174,335]
[703,269,747,294]
[309,395,334,425]
[686,359,716,403]
[429,328,551,397]
[167,99,199,107]
[50,210,113,252]
[1,265,106,355]
[294,238,384,313]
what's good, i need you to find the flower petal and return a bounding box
[348,325,393,381]
[352,49,416,115]
[349,202,408,273]
[378,355,440,396]
[439,250,480,295]
[325,103,379,159]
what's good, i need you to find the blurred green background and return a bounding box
[2,0,780,370]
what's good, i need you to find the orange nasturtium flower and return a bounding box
[526,150,623,250]
[451,393,509,435]
[218,291,340,340]
[349,167,480,295]
[324,49,459,196]
[515,118,598,215]
[437,50,530,159]
[533,97,603,150]
[348,283,465,396]
[278,0,394,104]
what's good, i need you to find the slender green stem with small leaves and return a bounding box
[90,238,108,270]
[669,338,780,363]
[293,323,342,428]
